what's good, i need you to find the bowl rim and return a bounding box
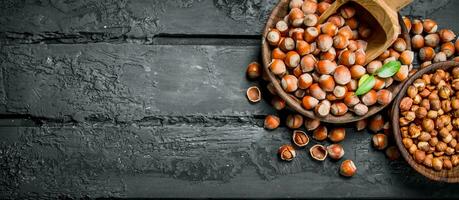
[261,0,411,124]
[391,61,459,183]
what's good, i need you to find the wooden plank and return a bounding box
[0,0,456,42]
[1,124,459,198]
[0,44,275,122]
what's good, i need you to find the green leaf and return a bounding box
[356,75,376,96]
[376,61,401,78]
[358,74,370,87]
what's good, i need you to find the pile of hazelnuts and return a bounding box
[265,0,413,118]
[400,68,459,171]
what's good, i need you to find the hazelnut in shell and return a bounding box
[327,144,345,160]
[329,128,346,143]
[340,160,357,177]
[264,115,280,130]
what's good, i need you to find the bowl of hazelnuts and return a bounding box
[261,0,412,123]
[393,61,459,182]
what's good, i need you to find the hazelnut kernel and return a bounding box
[432,157,443,171]
[292,130,309,147]
[414,150,426,163]
[278,144,296,161]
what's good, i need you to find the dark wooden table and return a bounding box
[1,0,459,198]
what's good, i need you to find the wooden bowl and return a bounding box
[391,61,459,183]
[261,0,411,123]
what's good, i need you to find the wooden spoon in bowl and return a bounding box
[318,0,412,65]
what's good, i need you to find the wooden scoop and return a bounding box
[318,0,412,65]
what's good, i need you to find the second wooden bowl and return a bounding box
[261,0,411,123]
[392,61,459,183]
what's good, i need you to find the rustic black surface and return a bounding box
[1,0,459,198]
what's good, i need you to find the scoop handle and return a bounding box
[383,0,412,11]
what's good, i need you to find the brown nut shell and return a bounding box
[310,144,328,161]
[293,130,309,147]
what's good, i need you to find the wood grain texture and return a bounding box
[0,0,456,44]
[0,44,274,122]
[2,123,459,198]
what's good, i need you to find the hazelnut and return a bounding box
[403,16,412,32]
[373,133,388,150]
[353,103,368,116]
[288,8,304,27]
[414,150,426,164]
[289,0,303,9]
[302,96,319,110]
[296,40,311,56]
[333,34,349,49]
[334,65,352,85]
[346,79,358,91]
[444,159,453,170]
[319,74,336,92]
[333,86,347,99]
[329,128,346,143]
[316,59,337,75]
[366,60,382,74]
[340,160,357,177]
[356,119,367,131]
[394,65,409,81]
[409,144,418,155]
[293,130,309,147]
[338,50,356,67]
[310,144,328,161]
[412,19,423,35]
[377,89,393,105]
[378,50,390,60]
[439,86,452,99]
[419,47,436,62]
[328,14,345,27]
[399,50,414,65]
[303,13,318,26]
[279,37,295,52]
[358,24,372,39]
[424,154,433,168]
[278,144,296,161]
[415,107,428,119]
[441,42,456,57]
[317,1,331,14]
[423,19,438,33]
[369,114,385,132]
[362,90,377,106]
[393,38,407,52]
[304,27,319,43]
[433,52,447,63]
[272,48,287,60]
[267,29,281,46]
[327,144,345,160]
[281,75,299,93]
[305,118,320,131]
[271,96,286,110]
[246,62,261,79]
[313,125,328,141]
[452,155,459,166]
[350,65,366,79]
[399,97,413,111]
[417,141,431,152]
[407,86,418,98]
[436,141,448,152]
[411,35,425,49]
[298,73,313,89]
[432,157,443,171]
[300,54,316,72]
[317,34,333,52]
[344,92,360,107]
[321,22,338,37]
[385,146,401,161]
[290,28,305,41]
[331,102,348,116]
[302,0,317,14]
[315,100,331,117]
[286,114,303,129]
[264,115,280,130]
[338,26,353,39]
[309,83,326,100]
[403,138,414,149]
[408,124,422,138]
[345,17,359,30]
[246,86,262,103]
[320,48,337,61]
[425,33,440,48]
[269,59,287,76]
